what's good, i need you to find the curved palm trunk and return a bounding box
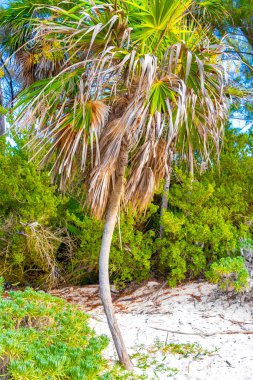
[99,142,133,370]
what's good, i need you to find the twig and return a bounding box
[219,315,253,326]
[149,281,168,301]
[150,326,253,336]
[165,332,169,346]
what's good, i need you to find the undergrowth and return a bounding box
[206,256,250,292]
[130,340,217,379]
[0,278,112,379]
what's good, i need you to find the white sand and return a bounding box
[51,281,253,379]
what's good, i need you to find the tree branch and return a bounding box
[150,326,253,336]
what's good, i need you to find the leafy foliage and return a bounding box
[156,173,248,286]
[0,279,111,379]
[156,127,253,286]
[153,340,216,358]
[66,205,157,287]
[129,339,215,378]
[206,257,250,292]
[0,136,68,288]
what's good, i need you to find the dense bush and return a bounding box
[206,257,250,292]
[0,278,110,379]
[0,137,68,288]
[155,128,253,286]
[156,171,249,286]
[66,206,156,287]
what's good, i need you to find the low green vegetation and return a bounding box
[157,174,246,287]
[206,257,250,292]
[130,340,217,379]
[152,340,217,358]
[131,350,179,378]
[0,278,112,379]
[0,137,68,288]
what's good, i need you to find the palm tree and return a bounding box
[2,0,228,369]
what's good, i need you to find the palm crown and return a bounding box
[2,0,228,217]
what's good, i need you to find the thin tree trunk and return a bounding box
[0,59,14,108]
[0,81,5,136]
[160,149,174,237]
[160,171,171,237]
[189,143,194,178]
[99,141,133,370]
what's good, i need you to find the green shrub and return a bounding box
[66,205,157,287]
[0,137,69,288]
[205,257,250,292]
[156,171,248,287]
[0,278,110,379]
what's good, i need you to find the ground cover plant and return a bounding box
[129,340,217,379]
[0,277,111,380]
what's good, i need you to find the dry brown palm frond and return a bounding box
[125,140,167,210]
[14,41,65,88]
[28,99,109,191]
[87,117,125,218]
[15,49,36,86]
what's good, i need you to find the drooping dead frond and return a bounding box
[87,118,124,218]
[125,140,167,210]
[15,49,35,87]
[27,99,109,190]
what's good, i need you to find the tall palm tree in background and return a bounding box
[1,0,228,369]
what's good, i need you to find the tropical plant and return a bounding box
[156,168,249,286]
[1,0,228,368]
[66,205,156,287]
[0,136,69,288]
[0,278,111,379]
[206,256,250,292]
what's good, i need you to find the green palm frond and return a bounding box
[127,0,193,54]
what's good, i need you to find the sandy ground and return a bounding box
[51,281,253,379]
